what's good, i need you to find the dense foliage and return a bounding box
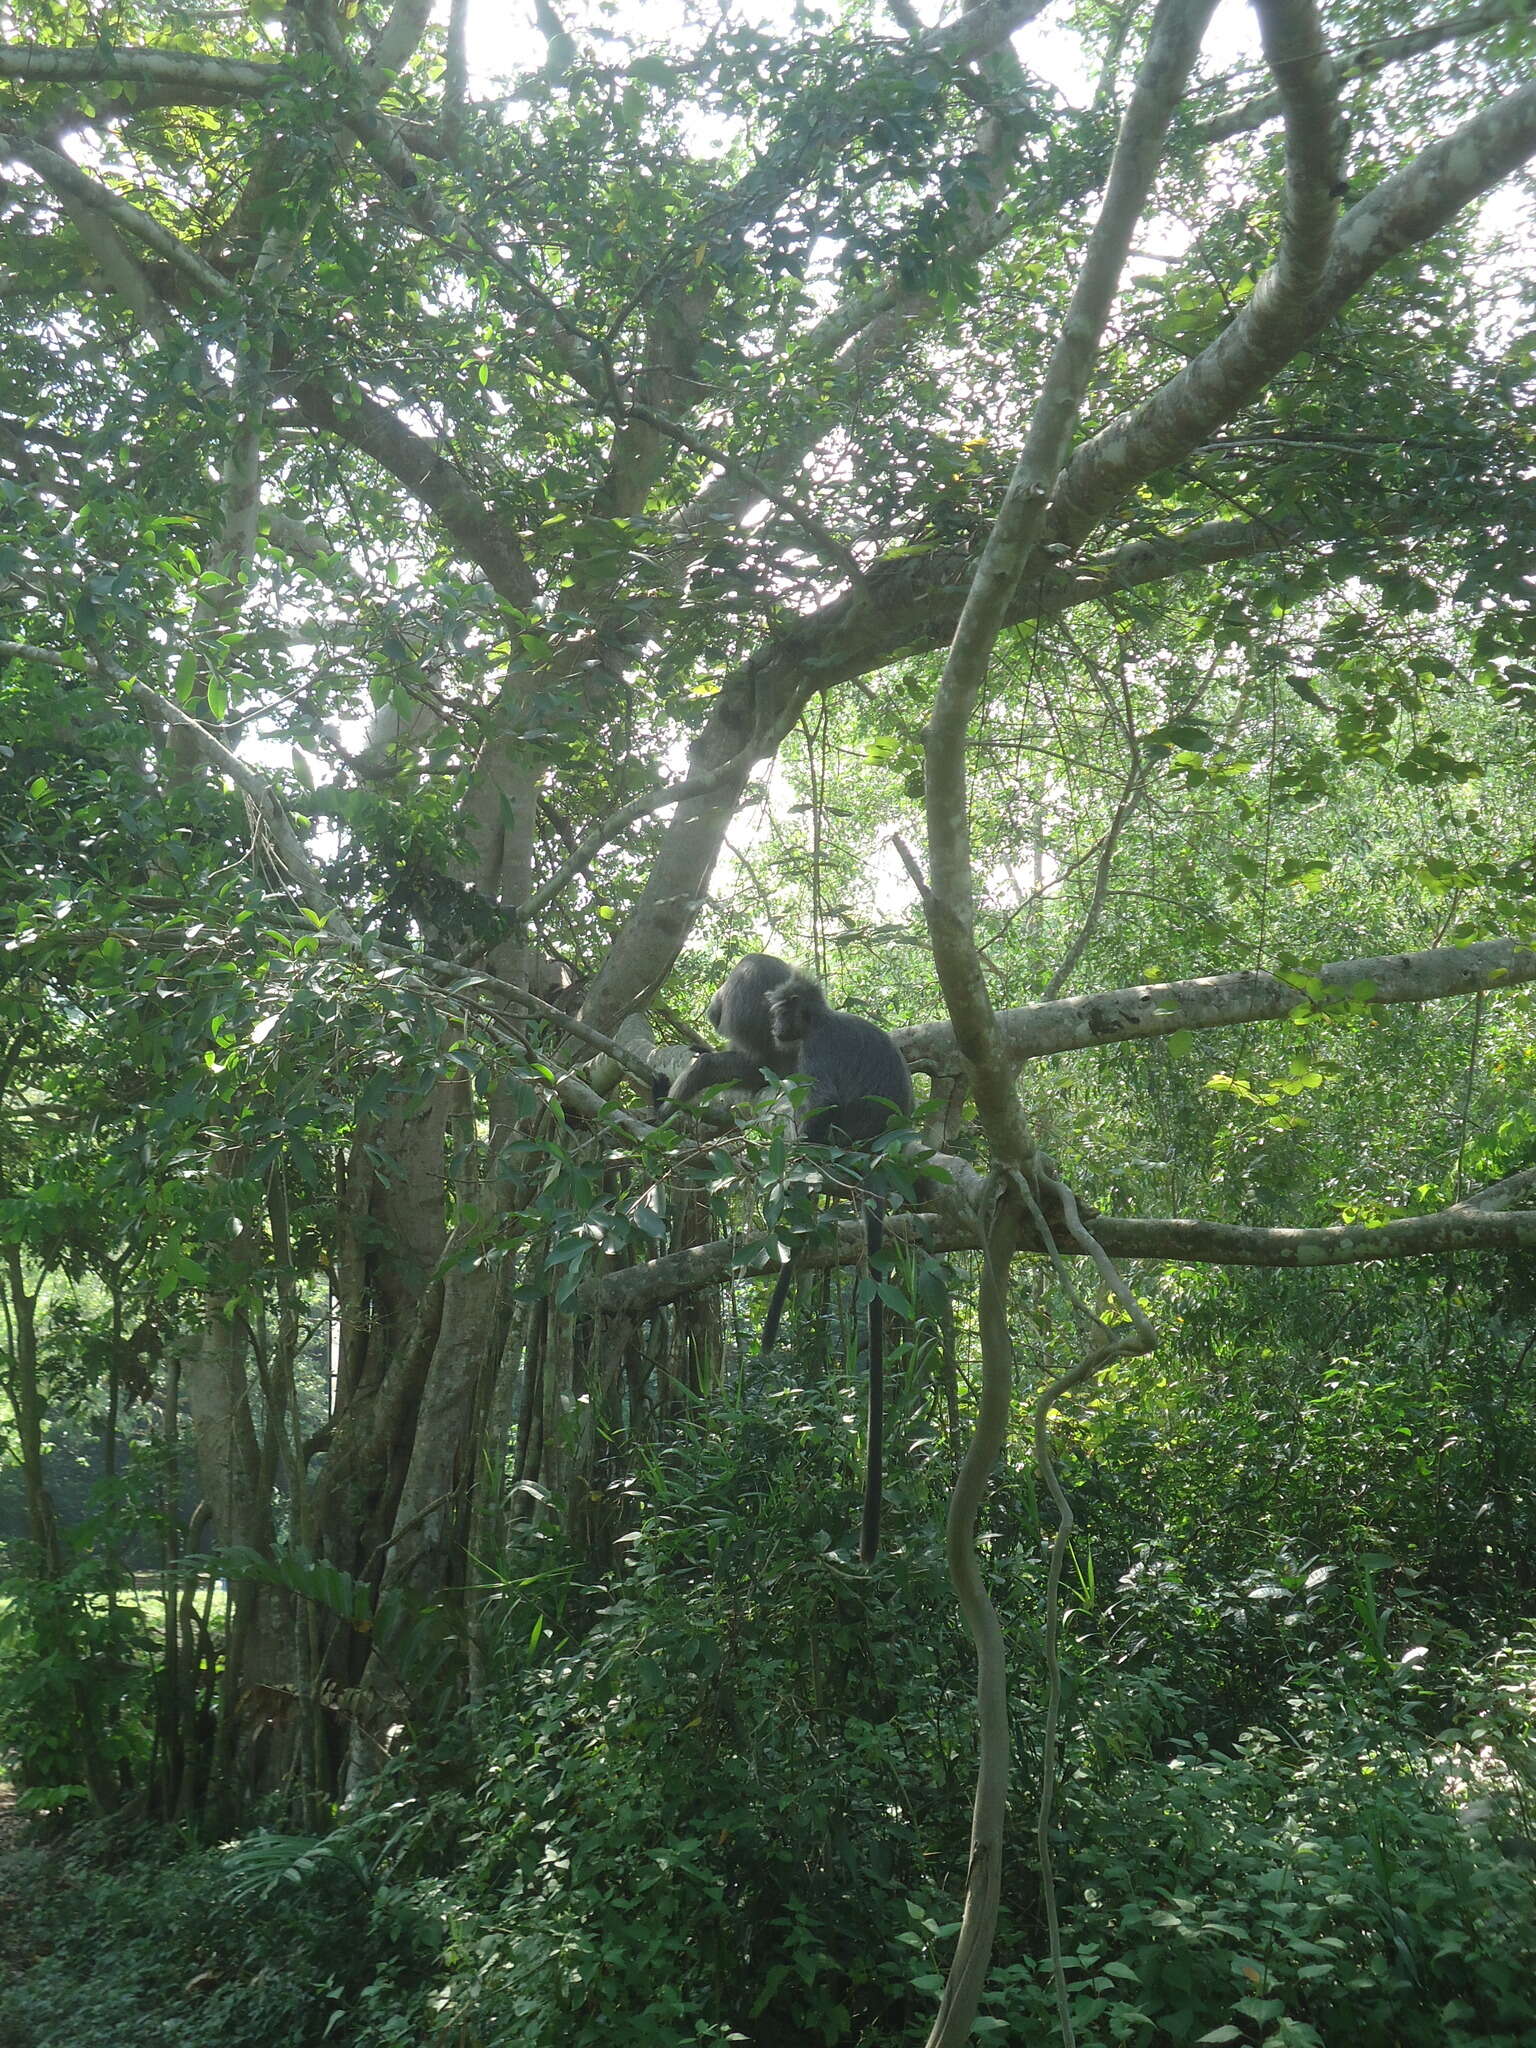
[1,0,1534,2039]
[4,1383,1536,2044]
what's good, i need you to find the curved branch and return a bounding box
[11,632,352,942]
[925,0,1218,1170]
[1052,78,1536,541]
[921,1190,1022,2048]
[32,171,176,339]
[625,400,864,584]
[576,659,820,1031]
[1253,0,1342,298]
[517,747,762,923]
[1196,3,1534,146]
[366,0,434,81]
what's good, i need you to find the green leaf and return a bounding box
[1144,718,1215,755]
[1235,1998,1285,2022]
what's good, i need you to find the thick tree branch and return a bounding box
[584,1182,1536,1316]
[1196,3,1534,146]
[0,44,280,95]
[1253,0,1342,299]
[366,0,434,81]
[1052,79,1536,541]
[518,741,776,924]
[925,0,1218,1179]
[442,0,469,151]
[895,936,1536,1069]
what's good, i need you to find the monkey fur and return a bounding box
[662,954,912,1140]
[662,956,912,1562]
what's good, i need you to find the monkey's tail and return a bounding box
[760,1259,793,1353]
[858,1197,886,1565]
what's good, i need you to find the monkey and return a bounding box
[660,955,913,1562]
[655,953,801,1115]
[762,970,914,1148]
[659,954,912,1139]
[762,969,912,1564]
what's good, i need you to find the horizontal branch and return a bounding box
[1098,1206,1536,1266]
[896,936,1536,1068]
[584,1182,1536,1314]
[0,42,280,95]
[704,503,1396,748]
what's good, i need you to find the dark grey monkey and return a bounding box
[661,956,913,1562]
[656,954,801,1114]
[764,971,914,1146]
[658,954,913,1134]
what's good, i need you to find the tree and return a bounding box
[1,0,1534,2030]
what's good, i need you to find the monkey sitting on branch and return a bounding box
[659,953,914,1562]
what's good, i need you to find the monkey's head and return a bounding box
[768,973,831,1055]
[709,953,796,1057]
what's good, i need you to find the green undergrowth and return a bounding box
[4,1387,1535,2048]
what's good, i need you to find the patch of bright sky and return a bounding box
[463,0,1262,108]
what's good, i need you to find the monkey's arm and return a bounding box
[659,1047,775,1117]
